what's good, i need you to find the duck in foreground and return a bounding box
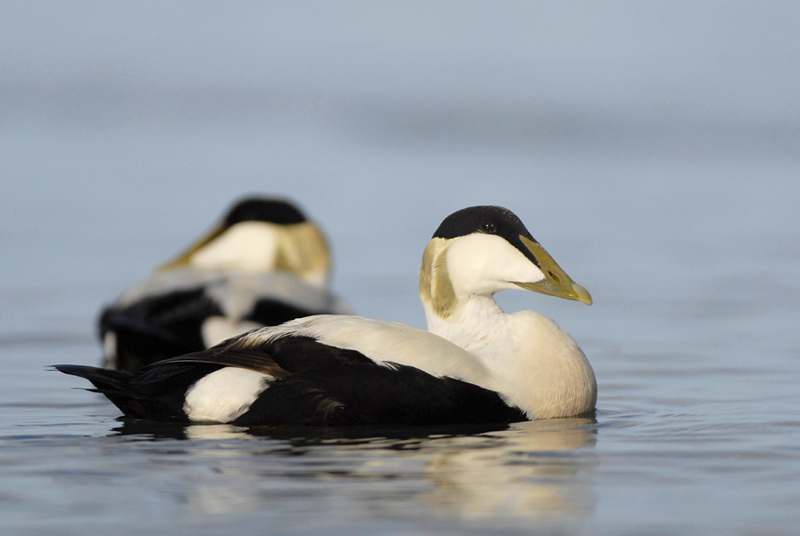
[59,206,595,426]
[99,196,350,372]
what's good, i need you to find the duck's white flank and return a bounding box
[238,315,499,390]
[184,368,273,423]
[116,270,348,317]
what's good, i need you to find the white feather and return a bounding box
[239,315,501,391]
[116,270,346,321]
[427,297,595,419]
[184,368,273,423]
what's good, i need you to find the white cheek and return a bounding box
[446,234,545,295]
[190,223,278,272]
[498,249,546,284]
[184,367,273,423]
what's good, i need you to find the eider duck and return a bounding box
[58,206,595,425]
[98,196,350,372]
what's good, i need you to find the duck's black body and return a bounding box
[99,288,339,373]
[56,333,526,426]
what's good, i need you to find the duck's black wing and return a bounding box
[234,337,527,426]
[57,333,526,426]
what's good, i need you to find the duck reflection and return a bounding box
[112,417,597,520]
[420,418,597,519]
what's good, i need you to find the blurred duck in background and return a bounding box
[99,196,351,372]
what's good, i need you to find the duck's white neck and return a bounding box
[419,241,596,419]
[423,294,504,355]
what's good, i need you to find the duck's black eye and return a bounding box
[481,222,497,233]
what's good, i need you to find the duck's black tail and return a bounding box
[53,364,132,393]
[52,364,147,417]
[52,363,199,421]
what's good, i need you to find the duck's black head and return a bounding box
[224,197,307,227]
[433,205,535,240]
[426,205,591,306]
[433,205,540,266]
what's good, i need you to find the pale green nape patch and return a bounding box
[419,239,458,319]
[272,222,331,288]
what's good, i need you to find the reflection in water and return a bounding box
[111,417,597,521]
[421,418,597,519]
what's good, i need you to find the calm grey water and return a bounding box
[2,3,800,534]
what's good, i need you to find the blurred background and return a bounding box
[2,1,797,342]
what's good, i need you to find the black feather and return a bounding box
[431,205,543,267]
[223,197,307,226]
[53,363,219,422]
[55,334,526,426]
[99,287,222,372]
